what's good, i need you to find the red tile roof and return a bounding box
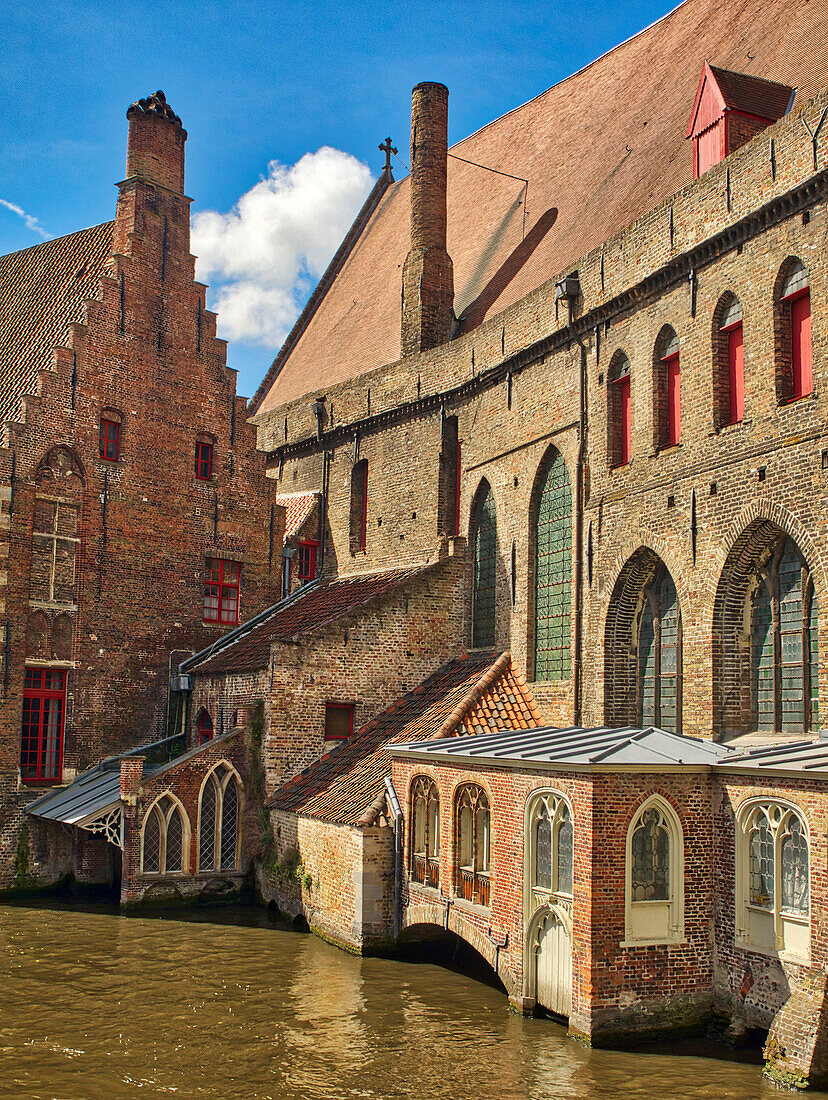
[270,651,542,826]
[0,223,114,428]
[254,0,828,414]
[275,491,318,539]
[191,564,432,675]
[710,65,794,120]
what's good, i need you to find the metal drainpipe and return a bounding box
[569,298,587,729]
[318,450,329,574]
[384,775,403,940]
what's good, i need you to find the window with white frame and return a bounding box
[737,801,810,961]
[624,796,684,945]
[527,791,573,915]
[198,763,242,871]
[141,794,188,874]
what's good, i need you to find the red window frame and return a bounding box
[195,440,213,481]
[296,540,318,582]
[612,373,631,466]
[203,558,240,625]
[784,287,813,400]
[197,711,214,745]
[99,418,120,462]
[663,351,681,446]
[722,319,744,424]
[20,668,66,784]
[324,702,354,741]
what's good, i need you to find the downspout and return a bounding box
[318,450,329,575]
[384,775,403,940]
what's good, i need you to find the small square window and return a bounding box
[99,418,120,462]
[325,702,354,741]
[195,440,213,481]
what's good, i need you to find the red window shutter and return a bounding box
[360,464,368,550]
[728,324,744,423]
[619,375,631,465]
[696,120,723,175]
[198,712,213,744]
[791,292,813,399]
[666,353,681,446]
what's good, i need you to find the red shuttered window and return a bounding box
[665,352,681,446]
[197,711,213,745]
[296,540,318,582]
[195,440,213,481]
[615,374,631,465]
[788,290,813,400]
[727,324,745,424]
[99,418,120,462]
[20,668,66,783]
[203,558,240,625]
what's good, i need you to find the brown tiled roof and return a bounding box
[275,491,318,539]
[254,0,828,414]
[0,222,114,427]
[270,651,542,826]
[191,564,430,675]
[710,65,794,120]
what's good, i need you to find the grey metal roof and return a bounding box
[27,760,123,826]
[716,738,828,775]
[391,725,732,768]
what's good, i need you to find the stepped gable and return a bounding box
[0,222,114,426]
[270,651,542,827]
[253,0,828,414]
[189,563,430,675]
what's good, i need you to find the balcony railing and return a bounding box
[411,854,440,889]
[455,867,490,907]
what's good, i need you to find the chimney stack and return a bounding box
[401,82,454,357]
[125,90,187,194]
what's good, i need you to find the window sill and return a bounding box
[735,938,810,966]
[713,418,751,436]
[29,601,78,612]
[202,619,240,628]
[778,391,817,408]
[620,937,686,949]
[653,442,683,456]
[609,460,631,471]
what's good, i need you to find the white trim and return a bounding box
[624,793,684,946]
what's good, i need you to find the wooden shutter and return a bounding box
[791,292,813,398]
[728,325,744,423]
[619,375,631,465]
[666,353,681,445]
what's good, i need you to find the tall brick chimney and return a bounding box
[401,82,454,357]
[125,90,187,194]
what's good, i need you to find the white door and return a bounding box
[535,910,572,1017]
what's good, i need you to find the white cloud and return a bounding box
[191,147,374,347]
[0,198,51,240]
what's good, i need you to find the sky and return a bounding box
[1,0,676,398]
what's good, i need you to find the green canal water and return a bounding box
[0,901,823,1099]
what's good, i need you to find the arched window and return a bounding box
[625,796,684,944]
[526,792,573,914]
[438,415,461,538]
[349,459,368,553]
[532,449,572,681]
[653,327,680,450]
[198,763,242,872]
[775,261,812,404]
[470,482,497,648]
[141,794,188,874]
[409,776,440,888]
[751,537,818,733]
[639,570,682,733]
[196,710,213,745]
[454,784,490,906]
[737,801,810,961]
[714,294,744,428]
[608,353,631,467]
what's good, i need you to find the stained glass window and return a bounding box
[631,808,669,902]
[534,450,572,681]
[749,816,774,908]
[535,813,552,890]
[638,573,681,733]
[781,816,809,914]
[472,487,497,647]
[556,806,573,895]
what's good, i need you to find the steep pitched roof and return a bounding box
[686,62,794,136]
[275,491,319,539]
[254,0,828,414]
[0,222,114,427]
[189,563,431,675]
[270,651,542,826]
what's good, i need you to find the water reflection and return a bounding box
[0,901,823,1099]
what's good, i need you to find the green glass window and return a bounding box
[534,450,572,680]
[638,572,681,733]
[472,486,497,647]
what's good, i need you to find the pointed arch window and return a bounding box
[714,295,744,427]
[738,801,810,961]
[639,571,682,734]
[533,450,572,681]
[454,784,490,907]
[776,261,812,403]
[410,775,440,888]
[198,764,242,871]
[625,797,684,945]
[653,327,680,449]
[197,710,213,745]
[439,415,461,538]
[350,459,369,553]
[471,484,497,648]
[608,354,631,467]
[526,792,573,916]
[141,794,188,874]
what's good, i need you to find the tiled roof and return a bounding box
[392,724,731,768]
[275,491,318,539]
[190,564,431,675]
[0,222,114,427]
[271,651,542,826]
[710,65,794,120]
[254,0,828,413]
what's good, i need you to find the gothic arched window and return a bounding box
[526,792,573,917]
[625,796,684,944]
[653,326,680,450]
[410,775,440,888]
[639,571,682,733]
[532,449,572,681]
[714,294,744,428]
[454,784,490,906]
[775,260,812,404]
[470,483,497,648]
[198,763,242,871]
[141,794,188,874]
[608,353,631,467]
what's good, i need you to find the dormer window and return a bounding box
[686,62,793,178]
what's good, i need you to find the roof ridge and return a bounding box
[0,220,115,264]
[434,650,513,739]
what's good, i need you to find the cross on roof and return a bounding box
[379,136,397,173]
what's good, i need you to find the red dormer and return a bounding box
[686,62,795,178]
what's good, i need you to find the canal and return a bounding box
[0,901,823,1099]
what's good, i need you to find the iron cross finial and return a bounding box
[379,136,397,172]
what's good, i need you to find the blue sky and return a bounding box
[1,0,675,397]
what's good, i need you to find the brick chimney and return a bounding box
[401,82,454,357]
[125,90,187,194]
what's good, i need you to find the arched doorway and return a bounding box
[531,906,572,1017]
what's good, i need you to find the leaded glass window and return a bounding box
[535,814,552,890]
[527,793,574,914]
[631,807,669,901]
[556,807,573,895]
[141,795,187,875]
[638,571,682,733]
[142,807,161,874]
[781,816,809,914]
[198,764,242,873]
[533,450,572,681]
[471,485,497,648]
[740,802,810,959]
[749,818,773,908]
[454,785,491,905]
